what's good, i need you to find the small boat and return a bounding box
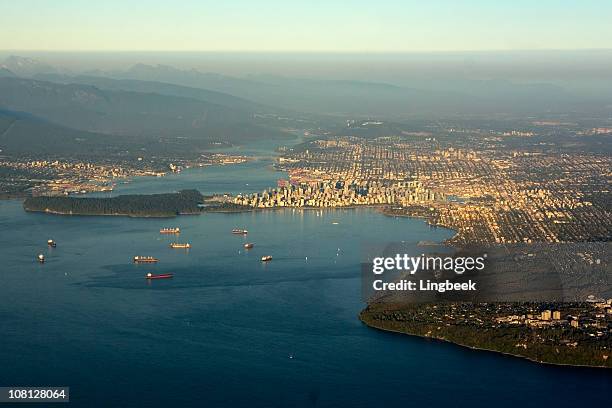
[133,256,159,263]
[145,272,173,280]
[261,255,272,262]
[244,243,254,249]
[169,243,191,249]
[232,228,248,235]
[160,227,180,234]
[37,254,45,263]
[47,239,57,247]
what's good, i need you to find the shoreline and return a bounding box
[359,313,610,369]
[21,201,449,221]
[20,199,456,229]
[379,207,462,246]
[22,208,183,218]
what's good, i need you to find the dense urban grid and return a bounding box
[230,124,611,246]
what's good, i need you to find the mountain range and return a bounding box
[5,55,599,118]
[0,57,294,157]
[0,77,264,137]
[1,55,610,158]
[99,62,593,116]
[0,108,128,156]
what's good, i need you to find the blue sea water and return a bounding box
[0,155,609,407]
[94,158,285,197]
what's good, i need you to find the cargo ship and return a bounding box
[145,272,173,280]
[133,256,159,263]
[232,228,248,235]
[47,239,56,248]
[244,243,254,249]
[37,254,45,263]
[169,243,191,249]
[261,255,272,262]
[160,227,180,234]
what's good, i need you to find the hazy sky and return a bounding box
[1,0,611,52]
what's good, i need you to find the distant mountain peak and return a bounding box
[128,63,178,73]
[5,55,40,65]
[2,55,58,77]
[0,66,16,77]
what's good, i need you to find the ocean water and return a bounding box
[0,162,609,407]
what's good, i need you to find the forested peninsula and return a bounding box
[23,189,204,217]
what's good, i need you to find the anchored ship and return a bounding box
[146,272,173,280]
[169,243,191,249]
[160,227,180,234]
[133,256,159,263]
[261,255,272,262]
[232,228,248,235]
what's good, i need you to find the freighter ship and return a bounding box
[145,272,173,280]
[160,227,180,234]
[133,256,159,263]
[169,243,191,249]
[232,228,248,235]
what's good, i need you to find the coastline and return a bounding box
[21,201,450,219]
[379,206,462,246]
[359,310,611,369]
[22,208,182,218]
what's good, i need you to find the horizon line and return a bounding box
[2,48,612,54]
